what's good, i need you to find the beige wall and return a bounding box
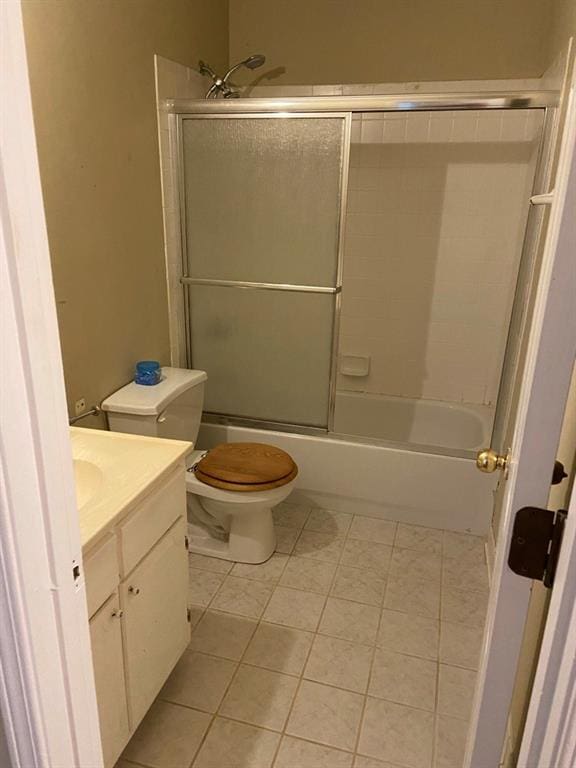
[21,0,228,424]
[548,0,576,63]
[229,0,553,85]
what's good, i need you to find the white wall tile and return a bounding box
[339,108,537,405]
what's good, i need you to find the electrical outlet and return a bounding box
[74,398,86,416]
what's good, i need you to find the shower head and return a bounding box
[243,54,266,70]
[223,54,266,83]
[199,54,267,98]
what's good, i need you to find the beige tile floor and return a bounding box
[118,498,489,768]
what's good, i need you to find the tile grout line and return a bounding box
[271,510,348,765]
[204,506,320,767]
[432,531,450,768]
[185,546,266,768]
[183,511,487,768]
[187,604,261,767]
[351,516,397,761]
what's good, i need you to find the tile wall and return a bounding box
[339,108,542,405]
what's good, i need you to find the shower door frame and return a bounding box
[169,89,559,452]
[175,111,351,433]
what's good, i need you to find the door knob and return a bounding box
[476,448,508,473]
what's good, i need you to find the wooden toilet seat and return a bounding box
[194,442,298,492]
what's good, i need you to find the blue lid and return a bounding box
[136,360,160,373]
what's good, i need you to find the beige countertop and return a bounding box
[71,427,192,551]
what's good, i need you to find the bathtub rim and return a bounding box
[201,402,494,460]
[333,390,493,453]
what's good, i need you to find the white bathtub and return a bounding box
[198,421,498,535]
[333,391,494,453]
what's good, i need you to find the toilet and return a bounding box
[101,367,297,564]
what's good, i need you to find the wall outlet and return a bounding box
[74,398,86,416]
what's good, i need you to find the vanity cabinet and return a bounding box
[84,464,189,767]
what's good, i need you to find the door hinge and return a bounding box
[187,608,192,623]
[185,535,189,551]
[551,460,568,485]
[508,506,567,588]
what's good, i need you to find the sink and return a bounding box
[73,459,103,510]
[70,426,192,548]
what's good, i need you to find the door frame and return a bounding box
[516,89,576,767]
[0,2,102,766]
[2,0,576,765]
[465,67,576,766]
[519,481,576,766]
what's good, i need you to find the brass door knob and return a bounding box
[476,448,508,473]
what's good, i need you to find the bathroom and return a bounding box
[2,1,576,768]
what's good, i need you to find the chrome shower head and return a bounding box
[199,53,267,98]
[243,54,266,70]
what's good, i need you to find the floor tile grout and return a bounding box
[273,535,356,764]
[127,508,489,768]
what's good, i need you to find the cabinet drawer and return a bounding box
[84,534,119,618]
[119,466,186,577]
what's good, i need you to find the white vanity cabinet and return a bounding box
[84,464,189,767]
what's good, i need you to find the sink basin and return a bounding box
[70,427,192,549]
[73,459,103,510]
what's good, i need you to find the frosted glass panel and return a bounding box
[189,286,335,427]
[182,117,344,286]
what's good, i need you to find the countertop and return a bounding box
[71,427,192,551]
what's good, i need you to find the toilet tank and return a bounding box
[101,367,207,445]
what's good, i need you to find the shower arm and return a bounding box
[222,61,247,84]
[205,83,220,99]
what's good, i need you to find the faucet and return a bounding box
[69,406,101,425]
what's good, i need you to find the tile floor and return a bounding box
[118,499,489,768]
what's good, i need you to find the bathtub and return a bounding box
[198,418,498,535]
[333,391,494,454]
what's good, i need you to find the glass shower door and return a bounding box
[180,115,348,428]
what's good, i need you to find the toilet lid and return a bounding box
[195,443,298,492]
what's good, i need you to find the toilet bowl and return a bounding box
[101,367,298,564]
[185,451,295,562]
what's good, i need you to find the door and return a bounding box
[465,72,576,766]
[89,593,130,768]
[121,517,190,726]
[179,114,349,429]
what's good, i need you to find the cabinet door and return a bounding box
[121,516,190,726]
[90,592,130,768]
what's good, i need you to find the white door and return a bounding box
[465,73,576,766]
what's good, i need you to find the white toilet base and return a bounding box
[187,497,277,564]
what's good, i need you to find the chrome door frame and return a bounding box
[171,90,560,441]
[176,111,351,432]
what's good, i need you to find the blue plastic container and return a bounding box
[135,360,161,386]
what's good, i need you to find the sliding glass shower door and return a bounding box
[180,115,348,428]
